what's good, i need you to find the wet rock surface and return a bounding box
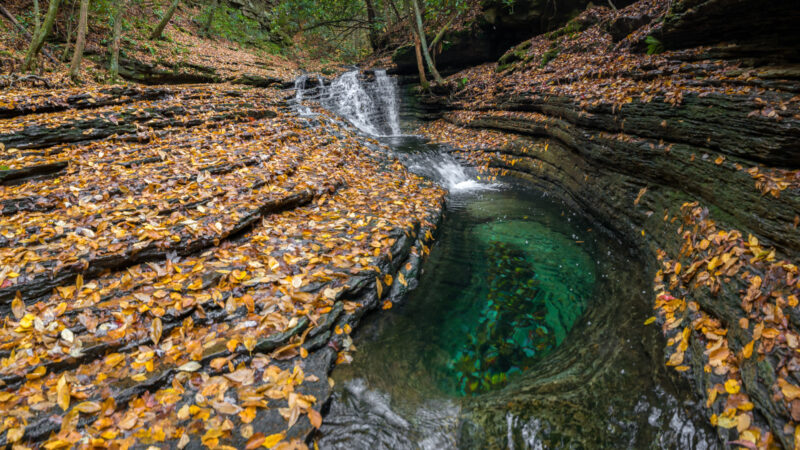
[0,83,444,448]
[415,0,800,446]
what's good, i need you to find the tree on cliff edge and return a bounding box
[150,0,181,40]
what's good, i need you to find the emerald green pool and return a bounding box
[318,137,717,449]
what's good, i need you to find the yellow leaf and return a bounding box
[644,316,656,325]
[674,365,690,372]
[779,378,800,401]
[397,272,407,287]
[666,351,683,366]
[376,279,383,298]
[725,379,740,394]
[7,427,24,443]
[384,274,393,286]
[239,406,257,424]
[717,415,737,429]
[382,300,392,310]
[57,375,70,411]
[43,439,72,449]
[151,317,163,345]
[104,353,125,367]
[742,340,754,359]
[26,365,47,380]
[262,432,285,448]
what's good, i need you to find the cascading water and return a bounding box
[301,69,717,448]
[374,70,402,135]
[294,70,495,192]
[293,70,402,137]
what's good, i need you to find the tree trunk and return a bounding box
[68,0,89,80]
[411,0,443,84]
[0,4,59,65]
[403,0,427,87]
[109,0,122,82]
[204,0,217,34]
[22,0,62,71]
[150,0,180,40]
[364,0,380,51]
[33,0,41,38]
[413,30,427,87]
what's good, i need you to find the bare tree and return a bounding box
[68,0,89,80]
[22,0,62,71]
[109,0,123,82]
[150,0,180,40]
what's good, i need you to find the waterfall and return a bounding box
[293,74,313,116]
[327,71,384,136]
[374,70,402,135]
[293,70,402,137]
[293,70,497,192]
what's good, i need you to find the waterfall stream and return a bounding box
[293,69,402,137]
[293,70,493,192]
[294,71,717,449]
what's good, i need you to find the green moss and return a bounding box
[539,45,560,68]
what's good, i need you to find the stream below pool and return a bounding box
[294,72,719,449]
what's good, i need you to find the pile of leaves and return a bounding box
[653,202,800,448]
[0,82,445,448]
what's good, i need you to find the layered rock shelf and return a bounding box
[0,83,444,448]
[416,0,800,447]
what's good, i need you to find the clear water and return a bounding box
[302,74,718,449]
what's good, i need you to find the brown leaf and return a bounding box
[11,293,25,320]
[151,317,163,345]
[245,433,266,450]
[308,408,322,428]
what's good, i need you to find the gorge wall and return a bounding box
[413,0,800,447]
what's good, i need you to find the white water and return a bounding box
[407,153,496,192]
[293,70,401,137]
[374,70,402,135]
[294,70,498,192]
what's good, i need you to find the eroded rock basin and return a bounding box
[318,138,719,449]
